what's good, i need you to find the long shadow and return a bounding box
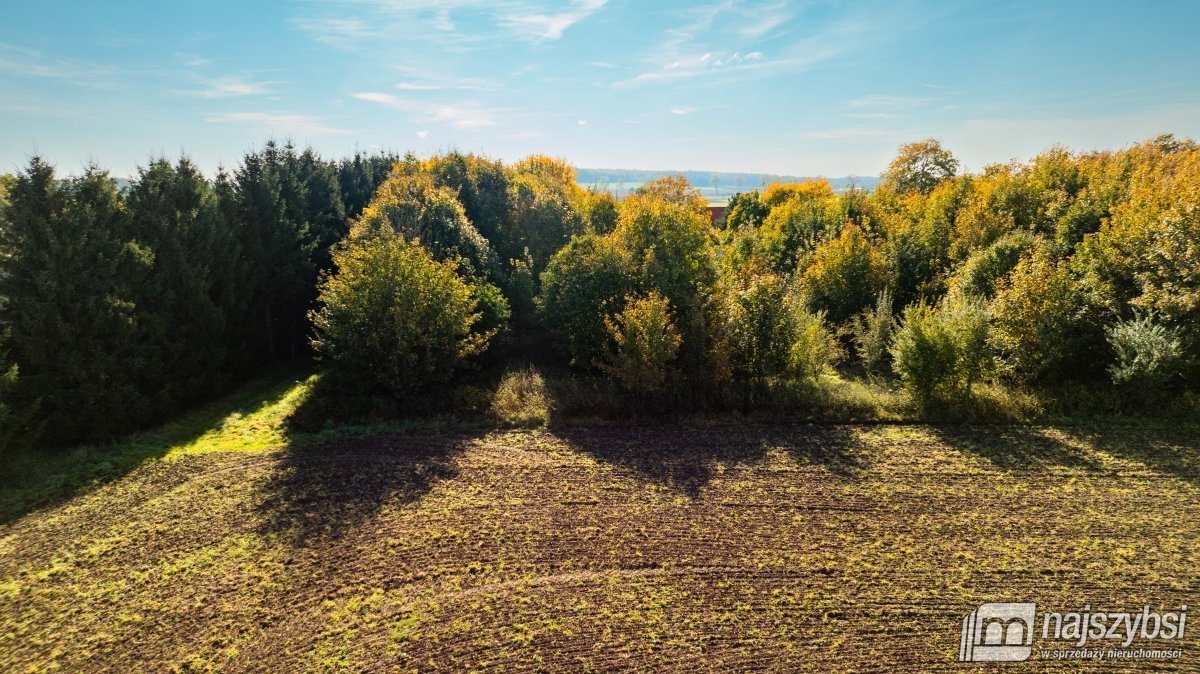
[551,423,869,498]
[924,424,1108,473]
[1057,424,1200,486]
[252,430,479,547]
[0,370,307,525]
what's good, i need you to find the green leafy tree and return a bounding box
[990,248,1105,384]
[357,172,497,279]
[421,152,512,253]
[508,170,584,275]
[612,179,718,380]
[800,223,888,324]
[538,234,636,366]
[753,195,838,274]
[953,230,1038,299]
[1076,145,1200,341]
[722,191,769,231]
[881,139,960,196]
[310,229,500,397]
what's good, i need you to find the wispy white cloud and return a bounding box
[292,0,606,48]
[392,73,498,92]
[430,103,504,128]
[615,2,883,90]
[352,92,405,107]
[577,119,588,126]
[179,76,275,98]
[416,129,429,138]
[0,42,119,88]
[352,91,511,129]
[206,112,352,136]
[499,0,607,40]
[289,16,375,49]
[735,2,794,39]
[670,106,697,115]
[615,50,766,87]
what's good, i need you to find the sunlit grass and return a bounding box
[0,371,317,522]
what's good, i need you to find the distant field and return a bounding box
[0,380,1196,671]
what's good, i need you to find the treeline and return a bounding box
[306,133,1199,419]
[2,134,1198,451]
[0,143,396,448]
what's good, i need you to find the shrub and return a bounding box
[1106,314,1187,402]
[850,290,897,374]
[538,234,636,366]
[599,292,682,397]
[954,230,1038,299]
[789,309,840,380]
[891,291,991,406]
[310,230,500,397]
[491,367,552,426]
[800,223,888,323]
[990,248,1104,384]
[724,274,795,379]
[724,274,837,381]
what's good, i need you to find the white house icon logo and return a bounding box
[959,602,1036,662]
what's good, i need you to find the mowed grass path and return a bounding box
[0,384,1197,671]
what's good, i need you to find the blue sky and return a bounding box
[2,0,1199,178]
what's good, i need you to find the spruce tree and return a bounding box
[0,159,143,444]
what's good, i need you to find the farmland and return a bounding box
[1,379,1196,672]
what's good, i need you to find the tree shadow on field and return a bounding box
[253,430,479,547]
[552,423,868,499]
[925,425,1108,473]
[1058,425,1200,486]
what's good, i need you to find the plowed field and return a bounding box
[1,424,1197,671]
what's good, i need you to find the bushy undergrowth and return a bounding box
[891,291,991,409]
[491,367,553,426]
[1106,314,1188,406]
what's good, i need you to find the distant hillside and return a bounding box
[576,168,880,203]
